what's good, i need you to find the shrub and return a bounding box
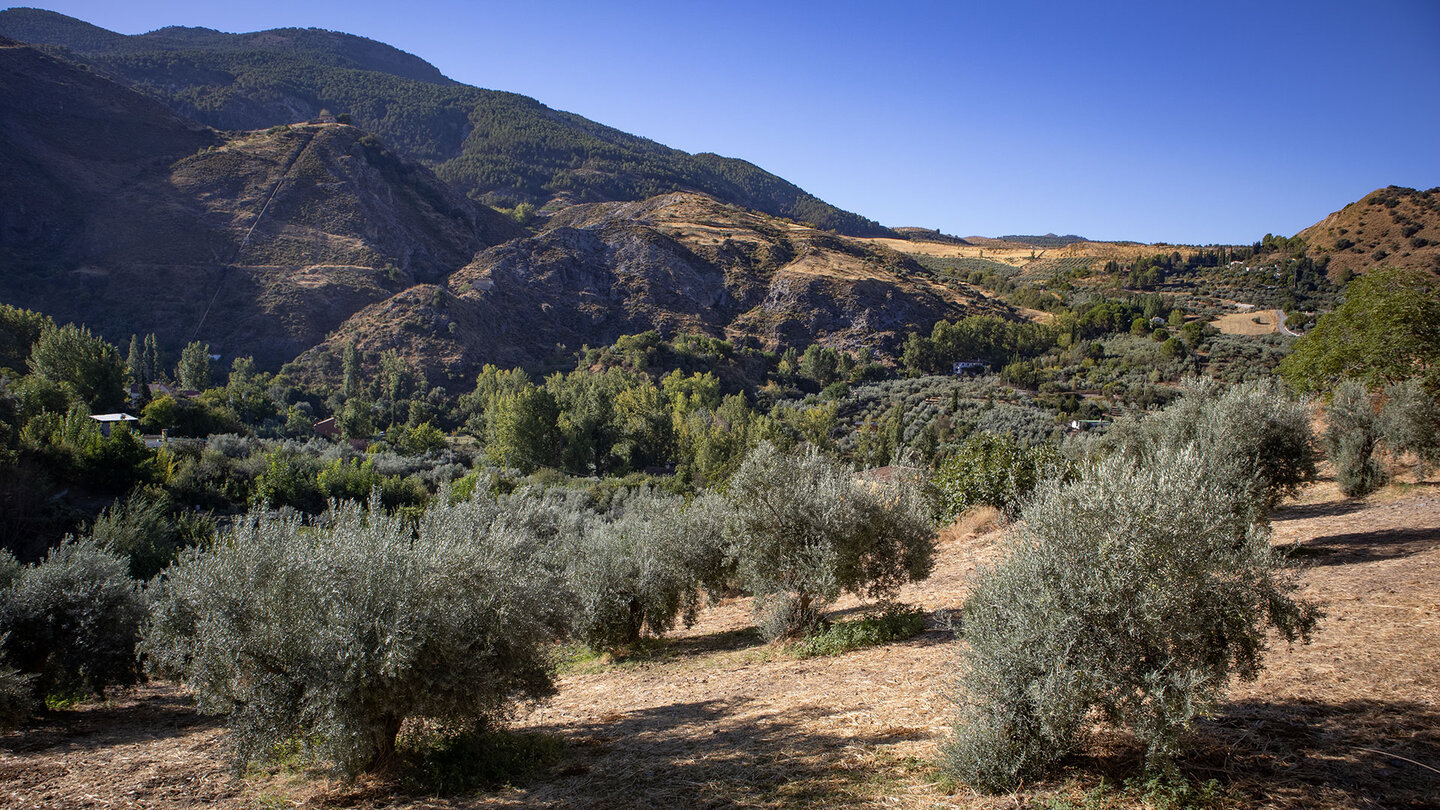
[252,448,323,512]
[379,474,430,510]
[88,487,210,580]
[942,446,1318,790]
[790,604,926,658]
[1325,380,1389,497]
[933,433,1062,521]
[721,444,935,640]
[317,457,383,502]
[0,539,146,698]
[0,653,36,729]
[143,498,566,775]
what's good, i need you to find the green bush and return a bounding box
[942,446,1318,791]
[933,432,1062,520]
[0,539,146,699]
[0,653,36,729]
[317,457,384,502]
[790,604,926,658]
[721,444,935,640]
[1325,381,1389,497]
[143,498,566,775]
[252,448,323,512]
[87,487,211,580]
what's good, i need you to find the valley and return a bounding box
[1,7,1438,810]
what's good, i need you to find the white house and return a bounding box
[89,413,139,436]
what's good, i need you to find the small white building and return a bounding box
[89,413,139,437]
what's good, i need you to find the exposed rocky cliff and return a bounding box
[294,193,1009,383]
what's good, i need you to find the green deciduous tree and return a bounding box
[934,433,1062,521]
[176,341,213,392]
[27,323,126,412]
[485,387,560,472]
[1279,266,1440,393]
[0,305,52,374]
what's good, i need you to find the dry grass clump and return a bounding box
[940,506,1004,546]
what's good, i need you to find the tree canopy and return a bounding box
[1279,266,1440,393]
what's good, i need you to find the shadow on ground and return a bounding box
[1185,698,1440,809]
[507,696,928,808]
[1272,498,1374,522]
[1294,526,1440,567]
[0,687,215,755]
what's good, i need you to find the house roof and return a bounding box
[90,413,139,422]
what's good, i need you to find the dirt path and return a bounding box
[2,485,1436,809]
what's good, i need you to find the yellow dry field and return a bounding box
[1212,309,1281,335]
[860,238,1035,266]
[859,237,1206,268]
[3,483,1436,809]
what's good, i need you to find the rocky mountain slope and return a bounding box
[0,38,519,368]
[1,34,1006,382]
[292,193,1010,383]
[1295,186,1440,278]
[0,8,890,237]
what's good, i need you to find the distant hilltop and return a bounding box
[997,234,1088,248]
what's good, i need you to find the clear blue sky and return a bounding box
[19,0,1440,244]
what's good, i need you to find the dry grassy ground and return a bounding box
[1211,310,1283,336]
[861,237,1203,268]
[2,485,1436,809]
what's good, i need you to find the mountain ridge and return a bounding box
[0,7,891,237]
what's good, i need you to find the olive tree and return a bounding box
[721,443,935,640]
[0,540,145,699]
[1098,376,1317,512]
[143,497,566,775]
[943,446,1318,791]
[562,490,728,650]
[1324,380,1389,497]
[1378,377,1440,475]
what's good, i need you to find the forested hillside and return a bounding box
[0,8,891,236]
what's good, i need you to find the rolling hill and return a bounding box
[0,7,891,237]
[290,192,1010,384]
[1294,186,1440,279]
[0,34,1002,382]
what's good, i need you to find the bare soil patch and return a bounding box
[3,485,1436,808]
[1211,309,1283,336]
